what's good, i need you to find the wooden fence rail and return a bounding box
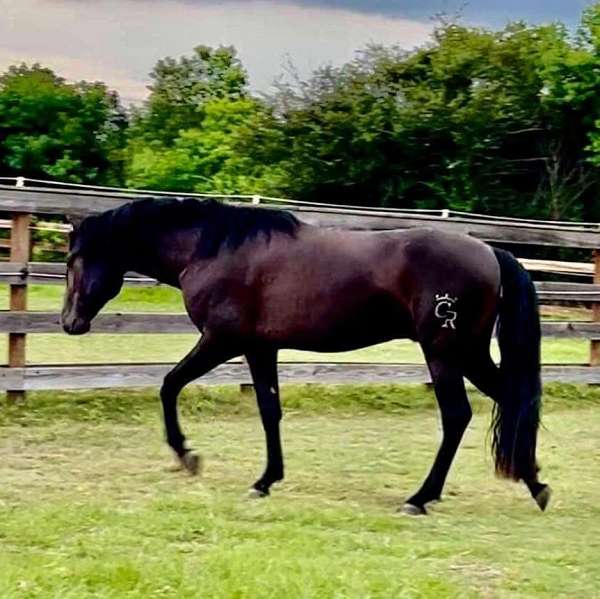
[1,262,600,297]
[1,184,600,247]
[1,181,600,395]
[1,363,599,392]
[0,312,598,338]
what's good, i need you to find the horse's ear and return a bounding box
[65,214,85,231]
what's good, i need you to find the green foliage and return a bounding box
[571,6,600,217]
[239,19,600,220]
[127,98,282,193]
[125,45,285,194]
[0,64,127,184]
[130,45,249,146]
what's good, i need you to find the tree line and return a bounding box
[1,6,600,221]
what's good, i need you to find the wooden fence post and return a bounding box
[591,250,600,367]
[239,356,254,395]
[7,213,30,402]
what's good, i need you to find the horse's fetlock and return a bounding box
[167,432,186,455]
[271,466,284,481]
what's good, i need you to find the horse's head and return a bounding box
[61,213,124,335]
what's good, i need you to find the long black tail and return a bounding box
[491,248,542,481]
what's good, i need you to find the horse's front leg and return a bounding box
[245,348,284,497]
[160,334,239,474]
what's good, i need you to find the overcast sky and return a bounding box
[0,0,592,104]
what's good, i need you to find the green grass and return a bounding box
[1,384,600,598]
[0,334,590,366]
[0,284,592,365]
[0,283,185,313]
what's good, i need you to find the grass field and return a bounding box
[1,385,600,598]
[0,284,592,365]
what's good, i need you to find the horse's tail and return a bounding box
[491,248,542,482]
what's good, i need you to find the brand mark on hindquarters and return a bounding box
[434,293,458,330]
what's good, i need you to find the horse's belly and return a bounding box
[258,293,415,352]
[282,327,406,353]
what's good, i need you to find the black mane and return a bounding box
[73,197,300,259]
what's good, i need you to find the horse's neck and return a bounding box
[126,228,198,288]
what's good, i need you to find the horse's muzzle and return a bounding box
[62,317,91,335]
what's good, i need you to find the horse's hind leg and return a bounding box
[402,358,471,515]
[160,334,240,474]
[465,353,551,511]
[464,352,501,400]
[245,348,284,497]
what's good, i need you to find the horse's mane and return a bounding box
[73,197,300,259]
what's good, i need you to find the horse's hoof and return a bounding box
[247,487,269,499]
[180,452,202,476]
[534,485,552,512]
[399,503,427,516]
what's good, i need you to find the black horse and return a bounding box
[62,198,550,515]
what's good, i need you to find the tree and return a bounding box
[0,64,127,184]
[126,98,282,193]
[125,13,600,221]
[125,45,283,194]
[241,18,599,220]
[558,3,600,220]
[131,45,248,145]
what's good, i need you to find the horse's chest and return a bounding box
[181,269,255,330]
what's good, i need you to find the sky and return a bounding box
[0,0,593,104]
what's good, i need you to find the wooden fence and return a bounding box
[1,180,600,398]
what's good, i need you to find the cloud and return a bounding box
[312,0,587,21]
[0,0,433,102]
[107,0,592,25]
[0,47,148,103]
[0,0,589,105]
